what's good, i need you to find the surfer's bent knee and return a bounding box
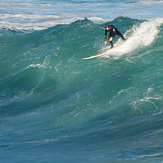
[109,37,113,42]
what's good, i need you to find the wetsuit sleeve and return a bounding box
[104,30,108,41]
[113,26,125,40]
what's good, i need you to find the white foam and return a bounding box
[88,17,108,23]
[0,13,83,31]
[0,14,59,19]
[137,0,163,5]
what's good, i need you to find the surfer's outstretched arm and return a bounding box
[115,28,126,40]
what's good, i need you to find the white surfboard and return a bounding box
[82,39,128,60]
[82,50,109,60]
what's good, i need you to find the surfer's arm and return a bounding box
[117,31,125,40]
[114,27,125,40]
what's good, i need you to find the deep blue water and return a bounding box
[0,0,163,162]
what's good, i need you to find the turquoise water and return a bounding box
[0,1,163,162]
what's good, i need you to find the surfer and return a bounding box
[104,24,126,48]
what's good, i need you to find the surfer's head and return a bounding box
[105,24,111,30]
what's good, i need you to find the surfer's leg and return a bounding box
[109,32,116,48]
[109,36,113,48]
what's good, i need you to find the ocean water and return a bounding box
[0,0,163,162]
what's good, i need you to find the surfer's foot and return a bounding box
[110,46,114,49]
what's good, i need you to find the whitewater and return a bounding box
[0,0,163,162]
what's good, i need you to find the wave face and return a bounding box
[0,17,163,162]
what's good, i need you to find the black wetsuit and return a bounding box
[105,25,125,48]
